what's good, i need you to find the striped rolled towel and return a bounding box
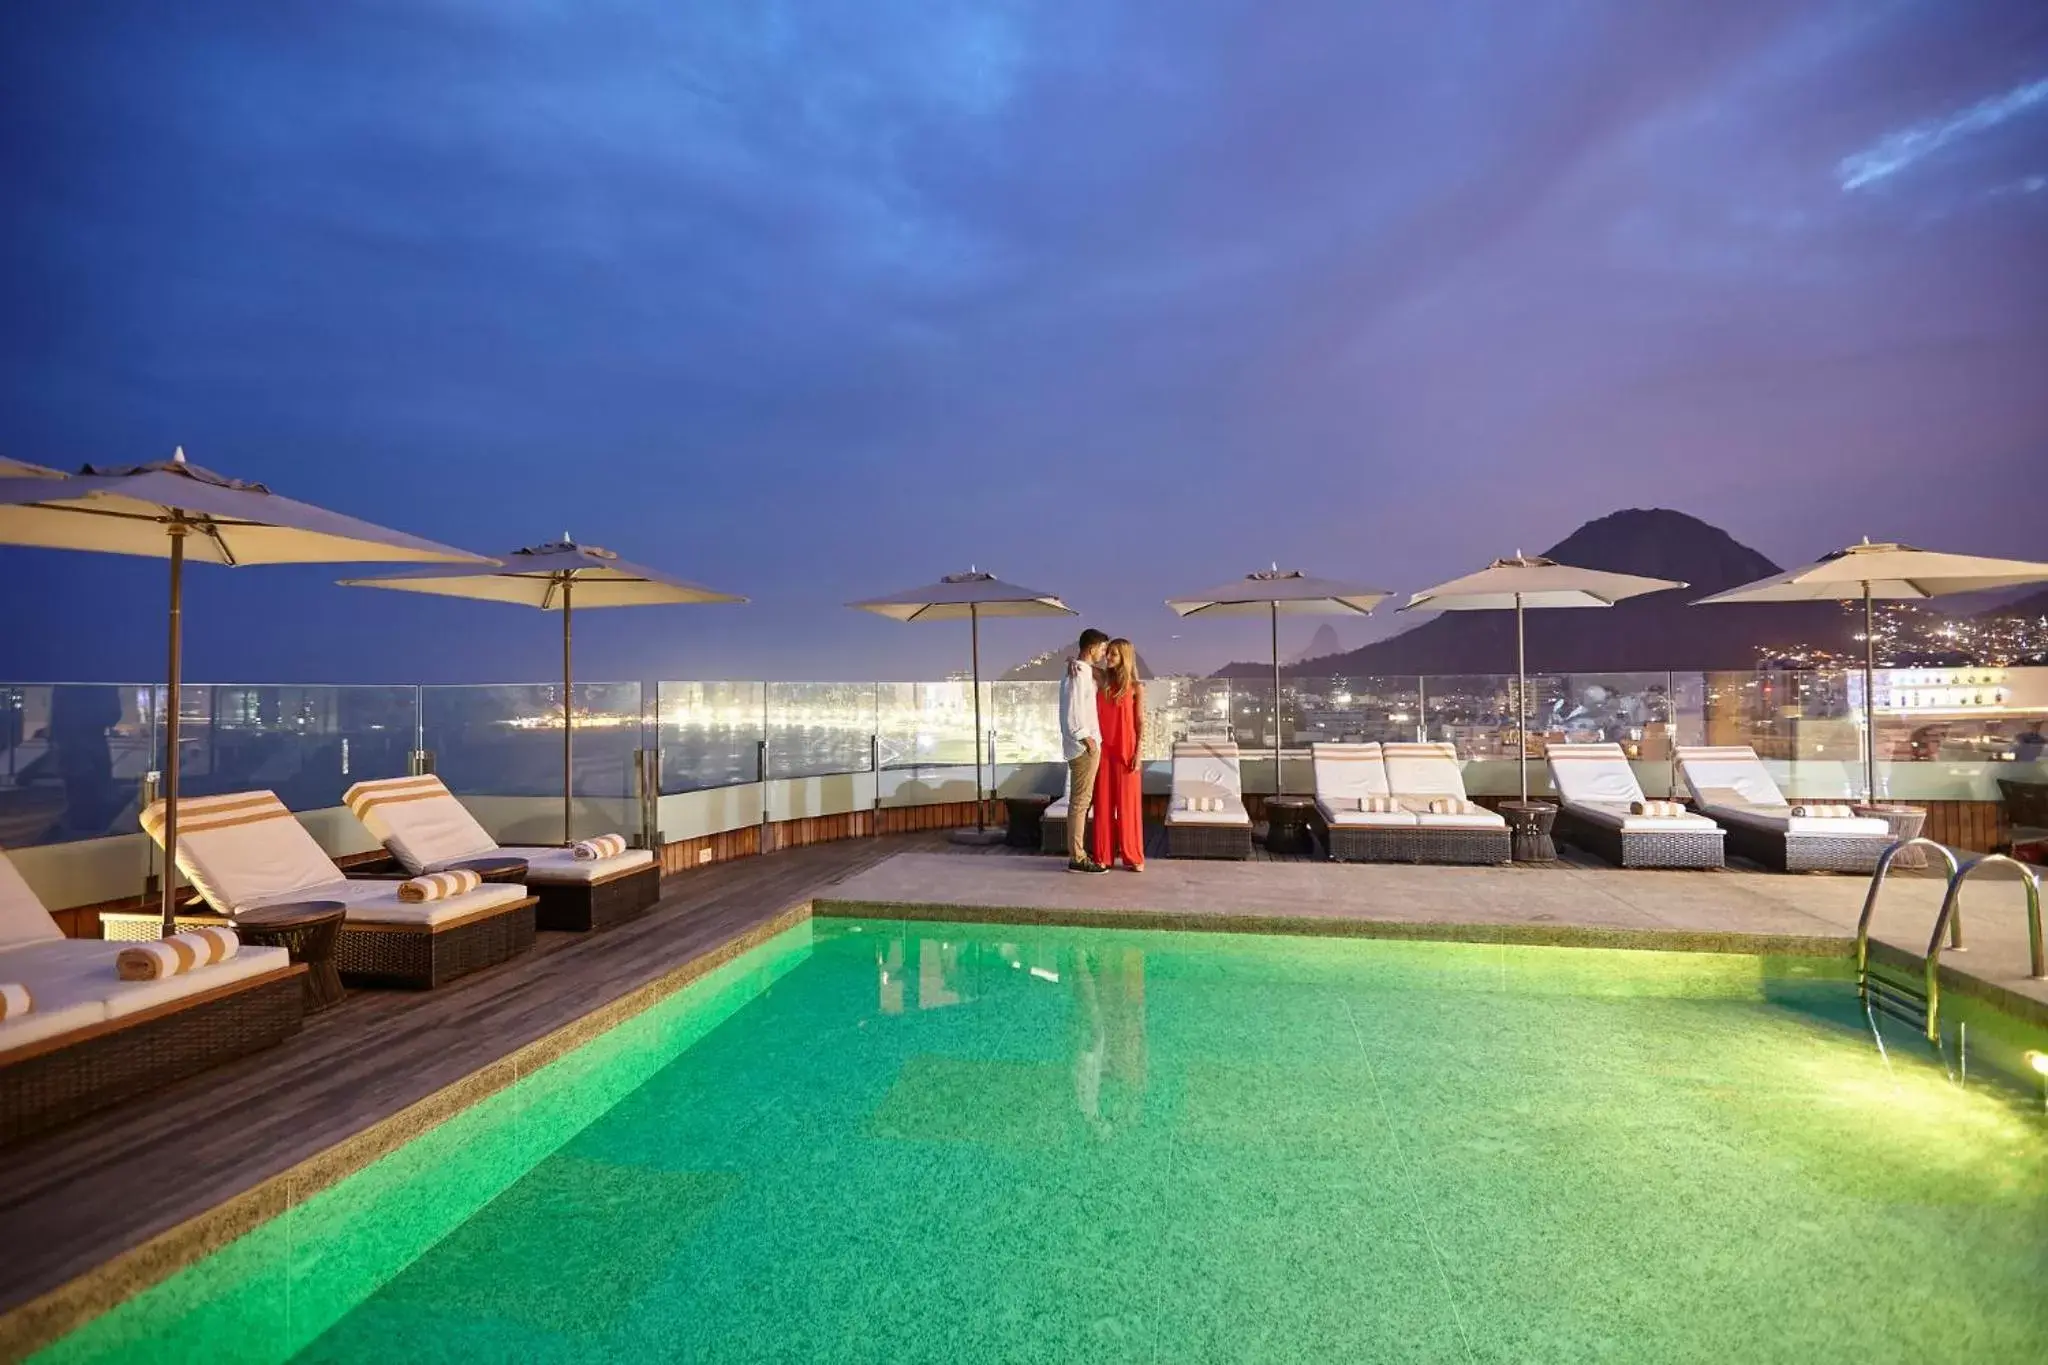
[117,926,239,982]
[0,982,31,1019]
[1343,795,1399,814]
[1425,797,1476,815]
[399,868,482,903]
[1790,804,1855,819]
[1629,799,1687,817]
[572,833,628,861]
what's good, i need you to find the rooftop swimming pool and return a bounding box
[40,917,2048,1363]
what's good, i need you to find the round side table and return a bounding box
[444,855,530,883]
[1264,797,1317,856]
[1003,795,1051,850]
[1854,804,1927,869]
[236,901,348,1013]
[1498,801,1559,864]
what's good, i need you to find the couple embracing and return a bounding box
[1058,628,1145,874]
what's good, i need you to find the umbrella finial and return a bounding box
[172,446,187,464]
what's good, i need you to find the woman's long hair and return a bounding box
[1102,638,1139,699]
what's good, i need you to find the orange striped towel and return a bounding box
[118,927,239,981]
[398,868,482,903]
[1331,796,1400,813]
[1629,800,1687,817]
[1425,797,1478,815]
[0,982,31,1019]
[1790,804,1855,819]
[572,833,628,861]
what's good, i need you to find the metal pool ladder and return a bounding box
[1855,838,2046,1042]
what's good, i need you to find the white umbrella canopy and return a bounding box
[1695,538,2048,801]
[1401,555,1687,800]
[344,539,747,843]
[0,457,64,478]
[850,571,1077,834]
[1167,569,1393,794]
[0,448,492,934]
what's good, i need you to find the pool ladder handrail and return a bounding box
[1855,838,2046,1041]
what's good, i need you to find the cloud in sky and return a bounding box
[1,0,2045,682]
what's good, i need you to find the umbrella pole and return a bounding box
[159,525,187,938]
[1271,602,1282,797]
[970,602,985,831]
[562,578,574,846]
[1515,593,1528,803]
[1863,582,1876,805]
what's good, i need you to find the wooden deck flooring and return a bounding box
[0,836,901,1330]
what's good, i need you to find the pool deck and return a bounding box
[3,829,2044,1356]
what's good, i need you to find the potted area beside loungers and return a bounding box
[1309,741,1511,865]
[0,851,303,1145]
[136,792,538,989]
[1674,746,1894,874]
[343,775,660,933]
[1546,743,1726,869]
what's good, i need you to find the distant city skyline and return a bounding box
[4,1,2045,683]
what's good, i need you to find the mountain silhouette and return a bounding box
[1291,623,1344,665]
[1216,508,1856,676]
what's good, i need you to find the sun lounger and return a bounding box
[142,791,537,987]
[343,775,659,932]
[1309,742,1419,862]
[1365,742,1512,864]
[0,849,302,1144]
[1673,746,1892,873]
[1165,741,1252,860]
[1546,743,1724,869]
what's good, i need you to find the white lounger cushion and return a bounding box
[1674,746,1887,836]
[243,878,530,928]
[1546,743,1647,806]
[1311,743,1393,803]
[0,939,291,1028]
[1167,742,1250,827]
[1381,742,1473,801]
[475,846,656,884]
[1565,801,1720,834]
[344,775,499,875]
[1697,803,1891,837]
[1395,799,1508,830]
[1674,746,1787,808]
[144,791,345,914]
[0,851,64,949]
[1316,800,1417,828]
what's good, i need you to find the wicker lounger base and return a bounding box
[1166,821,1252,860]
[1040,815,1068,856]
[1553,806,1725,870]
[534,863,661,933]
[335,899,538,990]
[0,966,304,1146]
[1717,819,1889,874]
[1313,817,1511,866]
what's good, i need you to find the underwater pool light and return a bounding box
[2026,1050,2048,1076]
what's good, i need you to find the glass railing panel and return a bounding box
[765,682,875,779]
[1420,673,1564,760]
[991,681,1061,764]
[1291,676,1424,746]
[876,681,980,770]
[655,681,763,794]
[151,684,423,811]
[0,682,158,846]
[1143,675,1230,756]
[422,682,641,800]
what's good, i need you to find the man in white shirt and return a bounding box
[1060,629,1111,872]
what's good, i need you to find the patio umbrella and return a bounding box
[850,571,1076,838]
[1167,569,1391,795]
[0,458,64,478]
[1401,555,1686,801]
[342,539,745,844]
[1693,539,2048,802]
[0,448,490,933]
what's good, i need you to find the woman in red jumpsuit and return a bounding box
[1092,638,1146,871]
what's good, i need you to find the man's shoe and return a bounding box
[1067,857,1110,874]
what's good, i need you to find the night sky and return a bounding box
[3,1,2044,684]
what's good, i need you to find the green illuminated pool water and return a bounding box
[41,918,2048,1364]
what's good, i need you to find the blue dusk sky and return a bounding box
[2,0,2045,683]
